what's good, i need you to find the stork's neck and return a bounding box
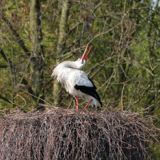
[51,59,85,79]
[60,60,85,69]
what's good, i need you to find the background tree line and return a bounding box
[0,0,160,113]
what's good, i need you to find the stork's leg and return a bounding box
[83,99,93,110]
[75,96,79,112]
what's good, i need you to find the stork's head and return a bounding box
[75,44,92,68]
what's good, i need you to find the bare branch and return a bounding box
[20,78,36,101]
[0,48,8,62]
[0,64,8,68]
[1,14,30,57]
[0,48,15,73]
[0,95,12,104]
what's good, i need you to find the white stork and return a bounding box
[51,45,102,112]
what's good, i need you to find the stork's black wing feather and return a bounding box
[88,77,96,89]
[74,84,102,107]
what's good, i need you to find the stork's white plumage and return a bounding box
[51,45,102,111]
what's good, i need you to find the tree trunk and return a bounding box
[53,0,70,106]
[30,0,45,108]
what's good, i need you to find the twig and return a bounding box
[87,22,121,45]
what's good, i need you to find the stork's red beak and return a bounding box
[81,44,92,60]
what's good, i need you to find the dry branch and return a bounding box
[1,14,30,56]
[0,109,157,160]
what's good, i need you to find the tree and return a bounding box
[30,0,45,109]
[53,0,70,106]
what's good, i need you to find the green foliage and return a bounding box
[0,0,160,111]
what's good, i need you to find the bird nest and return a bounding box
[0,108,157,160]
